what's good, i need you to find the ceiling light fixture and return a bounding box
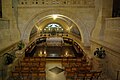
[52,14,58,20]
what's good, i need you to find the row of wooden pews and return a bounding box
[62,57,102,80]
[9,57,46,80]
[65,71,102,80]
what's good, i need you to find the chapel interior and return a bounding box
[0,0,120,80]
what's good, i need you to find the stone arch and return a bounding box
[22,9,90,46]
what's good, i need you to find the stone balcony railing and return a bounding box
[104,17,120,50]
[17,0,95,7]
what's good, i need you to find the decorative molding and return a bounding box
[17,5,95,8]
[18,0,95,7]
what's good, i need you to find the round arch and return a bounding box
[22,9,89,46]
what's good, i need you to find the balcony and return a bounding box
[17,0,95,8]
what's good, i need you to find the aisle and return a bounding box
[46,60,66,80]
[45,59,112,80]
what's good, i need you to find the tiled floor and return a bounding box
[46,59,66,80]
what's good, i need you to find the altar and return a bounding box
[46,37,63,46]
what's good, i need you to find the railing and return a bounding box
[18,0,95,7]
[0,42,18,55]
[69,33,81,40]
[104,18,120,54]
[0,40,26,80]
[39,32,81,37]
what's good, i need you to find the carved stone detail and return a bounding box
[18,0,95,7]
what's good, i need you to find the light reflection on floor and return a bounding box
[46,60,66,80]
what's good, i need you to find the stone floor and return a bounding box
[46,59,112,80]
[46,59,66,80]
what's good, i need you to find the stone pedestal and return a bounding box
[92,57,107,72]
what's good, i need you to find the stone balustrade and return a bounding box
[105,18,120,48]
[18,0,95,7]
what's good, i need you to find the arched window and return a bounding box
[43,23,64,35]
[0,0,2,18]
[112,0,120,17]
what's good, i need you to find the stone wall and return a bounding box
[91,0,113,40]
[0,0,20,53]
[17,1,95,46]
[90,0,120,79]
[0,0,96,52]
